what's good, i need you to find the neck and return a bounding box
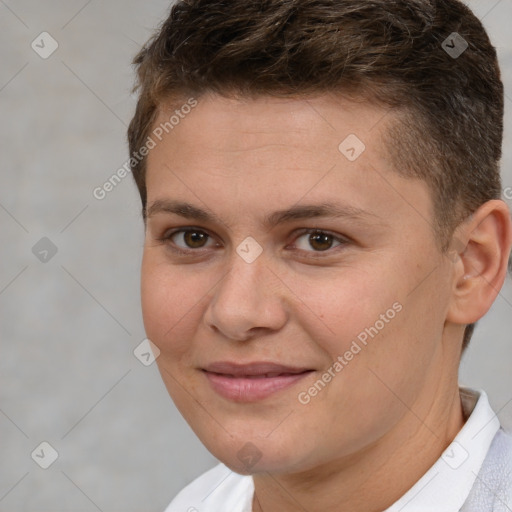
[252,379,464,512]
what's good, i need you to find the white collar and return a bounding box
[173,387,501,512]
[383,386,500,511]
[242,387,500,512]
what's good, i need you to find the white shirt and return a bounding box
[165,387,512,511]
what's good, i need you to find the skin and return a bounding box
[141,92,512,512]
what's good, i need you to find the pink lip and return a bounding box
[202,361,314,402]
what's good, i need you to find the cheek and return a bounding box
[296,264,433,400]
[311,250,444,364]
[140,251,206,359]
[296,267,402,356]
[311,264,444,419]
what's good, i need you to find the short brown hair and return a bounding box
[128,0,505,351]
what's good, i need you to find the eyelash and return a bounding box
[156,227,350,258]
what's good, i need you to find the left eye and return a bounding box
[293,230,345,252]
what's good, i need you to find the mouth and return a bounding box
[201,362,315,402]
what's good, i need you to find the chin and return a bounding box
[201,432,316,476]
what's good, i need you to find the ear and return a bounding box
[446,199,512,325]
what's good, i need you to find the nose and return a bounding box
[203,248,288,341]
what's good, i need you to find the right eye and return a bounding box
[159,227,218,254]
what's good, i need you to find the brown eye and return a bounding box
[308,231,334,251]
[293,229,346,254]
[166,229,213,250]
[182,230,209,248]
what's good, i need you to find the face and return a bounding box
[141,92,456,475]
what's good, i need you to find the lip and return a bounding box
[202,361,314,402]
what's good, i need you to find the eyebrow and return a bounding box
[145,199,380,229]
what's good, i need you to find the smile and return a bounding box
[201,362,314,402]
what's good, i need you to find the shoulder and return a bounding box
[163,462,254,512]
[483,428,512,482]
[486,428,512,479]
[462,428,512,512]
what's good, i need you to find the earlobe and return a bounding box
[446,199,512,326]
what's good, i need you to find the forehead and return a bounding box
[147,92,395,188]
[152,92,390,154]
[145,92,433,234]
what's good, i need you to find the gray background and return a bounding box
[0,1,511,511]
